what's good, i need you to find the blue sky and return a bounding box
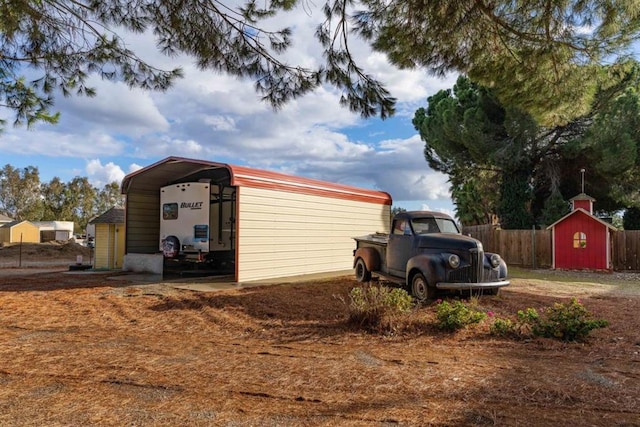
[0,5,458,216]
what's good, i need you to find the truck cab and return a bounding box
[353,211,509,301]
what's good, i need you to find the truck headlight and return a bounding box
[490,254,501,268]
[448,254,460,268]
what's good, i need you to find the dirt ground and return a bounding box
[0,246,639,426]
[0,241,93,268]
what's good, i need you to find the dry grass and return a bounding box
[0,268,639,426]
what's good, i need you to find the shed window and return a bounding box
[573,232,587,248]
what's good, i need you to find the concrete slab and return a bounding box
[170,270,355,292]
[113,269,355,292]
[240,269,354,285]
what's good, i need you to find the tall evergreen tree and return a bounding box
[355,0,640,126]
[413,67,640,227]
[3,1,640,128]
[623,207,640,230]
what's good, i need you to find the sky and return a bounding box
[0,4,458,216]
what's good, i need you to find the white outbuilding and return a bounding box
[32,221,75,241]
[121,156,392,282]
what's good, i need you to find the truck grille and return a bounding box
[470,248,483,283]
[447,249,484,283]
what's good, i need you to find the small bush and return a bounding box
[435,300,486,331]
[530,298,609,341]
[344,284,414,333]
[489,299,608,341]
[489,317,516,337]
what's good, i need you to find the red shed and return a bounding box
[546,193,616,270]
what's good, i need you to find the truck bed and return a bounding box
[353,232,389,246]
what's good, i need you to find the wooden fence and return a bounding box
[462,225,640,271]
[612,230,640,271]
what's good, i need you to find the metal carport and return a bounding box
[121,156,391,282]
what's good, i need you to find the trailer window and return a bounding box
[163,203,179,220]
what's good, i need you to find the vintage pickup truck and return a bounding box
[353,211,509,301]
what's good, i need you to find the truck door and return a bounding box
[387,218,413,277]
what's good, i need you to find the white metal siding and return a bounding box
[237,187,390,282]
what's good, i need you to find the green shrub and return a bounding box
[344,284,414,333]
[489,299,608,341]
[530,298,609,341]
[489,317,516,337]
[435,300,486,331]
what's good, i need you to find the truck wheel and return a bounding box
[411,273,435,302]
[354,258,371,282]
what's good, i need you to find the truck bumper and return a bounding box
[435,280,510,290]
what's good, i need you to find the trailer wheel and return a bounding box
[411,273,435,302]
[354,258,371,282]
[162,236,180,258]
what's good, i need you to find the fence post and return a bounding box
[532,226,536,269]
[19,232,23,268]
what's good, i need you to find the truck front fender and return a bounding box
[406,254,446,287]
[354,247,381,272]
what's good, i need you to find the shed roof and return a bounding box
[89,207,125,224]
[569,193,596,202]
[0,220,35,229]
[121,156,392,205]
[0,213,13,222]
[546,208,617,231]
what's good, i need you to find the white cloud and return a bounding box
[59,80,169,136]
[0,128,125,157]
[281,135,452,203]
[128,163,144,174]
[421,203,455,218]
[85,159,126,187]
[204,115,237,132]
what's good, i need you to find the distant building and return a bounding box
[0,213,14,226]
[32,221,75,242]
[547,193,616,270]
[89,207,125,269]
[0,220,40,244]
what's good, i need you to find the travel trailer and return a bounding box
[159,181,235,269]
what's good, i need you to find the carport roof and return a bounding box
[121,156,392,205]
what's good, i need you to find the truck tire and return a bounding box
[354,258,371,282]
[486,287,500,296]
[411,273,435,302]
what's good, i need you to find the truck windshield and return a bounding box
[411,218,460,234]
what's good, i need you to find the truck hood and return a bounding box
[416,233,481,251]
